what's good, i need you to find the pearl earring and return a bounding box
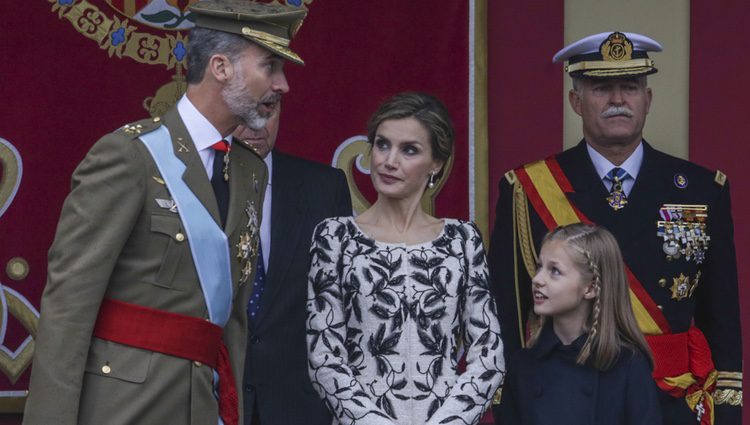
[428,171,437,189]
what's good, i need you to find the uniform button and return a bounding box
[250,336,260,344]
[194,361,202,367]
[666,255,673,262]
[102,364,111,374]
[657,305,663,310]
[658,278,667,287]
[153,116,161,123]
[245,384,255,392]
[175,233,185,242]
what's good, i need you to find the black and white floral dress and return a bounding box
[306,217,504,425]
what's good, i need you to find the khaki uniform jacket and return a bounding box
[23,107,267,425]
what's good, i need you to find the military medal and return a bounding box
[604,168,630,211]
[606,189,628,210]
[662,239,680,258]
[670,272,701,301]
[656,204,709,264]
[237,201,260,283]
[606,175,628,210]
[236,231,253,283]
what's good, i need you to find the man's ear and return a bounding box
[207,54,233,83]
[569,88,583,117]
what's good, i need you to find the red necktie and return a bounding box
[211,140,230,153]
[211,140,230,227]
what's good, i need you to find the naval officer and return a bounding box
[490,31,742,425]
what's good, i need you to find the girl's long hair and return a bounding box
[527,223,653,371]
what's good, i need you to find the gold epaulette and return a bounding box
[714,371,742,406]
[714,170,727,187]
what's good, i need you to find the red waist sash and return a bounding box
[93,298,238,425]
[646,327,716,424]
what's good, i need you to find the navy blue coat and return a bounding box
[497,323,662,425]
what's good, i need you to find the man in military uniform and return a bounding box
[490,31,742,424]
[23,2,306,424]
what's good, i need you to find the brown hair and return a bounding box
[366,92,454,180]
[527,223,653,371]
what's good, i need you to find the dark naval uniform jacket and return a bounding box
[489,141,742,424]
[242,151,352,425]
[497,322,662,425]
[24,107,267,425]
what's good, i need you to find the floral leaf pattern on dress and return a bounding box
[307,217,505,425]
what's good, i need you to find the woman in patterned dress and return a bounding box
[306,93,504,425]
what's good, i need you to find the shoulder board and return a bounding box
[115,116,163,139]
[504,169,517,184]
[234,138,264,160]
[714,170,727,187]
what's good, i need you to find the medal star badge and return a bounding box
[606,190,628,210]
[670,273,690,300]
[670,272,701,301]
[236,231,253,283]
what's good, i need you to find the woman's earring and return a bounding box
[428,171,436,189]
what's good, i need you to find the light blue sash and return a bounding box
[139,126,232,327]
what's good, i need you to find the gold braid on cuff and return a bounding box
[714,371,743,406]
[713,388,742,406]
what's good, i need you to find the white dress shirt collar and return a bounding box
[176,95,233,150]
[586,141,643,196]
[586,141,644,181]
[177,95,234,177]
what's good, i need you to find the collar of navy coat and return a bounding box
[530,321,589,360]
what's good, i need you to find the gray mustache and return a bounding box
[262,93,282,104]
[601,106,634,118]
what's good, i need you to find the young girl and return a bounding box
[498,223,661,425]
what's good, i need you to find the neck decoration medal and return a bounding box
[607,175,628,210]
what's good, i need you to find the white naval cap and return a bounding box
[553,31,663,79]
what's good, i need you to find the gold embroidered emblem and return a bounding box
[670,272,700,301]
[600,32,633,62]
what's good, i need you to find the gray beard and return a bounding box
[222,72,268,131]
